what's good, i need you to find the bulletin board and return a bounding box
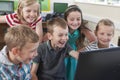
[41,0,50,12]
[14,0,18,11]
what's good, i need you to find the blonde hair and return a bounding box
[17,0,40,23]
[96,19,115,34]
[4,25,39,51]
[47,17,68,34]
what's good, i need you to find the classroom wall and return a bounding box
[50,0,74,12]
[75,2,120,22]
[7,0,74,11]
[74,2,120,45]
[74,2,120,29]
[41,0,74,16]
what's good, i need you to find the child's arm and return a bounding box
[77,47,85,53]
[0,15,7,23]
[36,21,43,43]
[31,63,39,80]
[82,29,97,42]
[69,50,79,60]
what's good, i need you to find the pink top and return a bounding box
[5,13,42,30]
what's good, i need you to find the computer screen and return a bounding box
[0,1,14,15]
[54,3,68,13]
[74,47,120,80]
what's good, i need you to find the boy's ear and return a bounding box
[11,47,20,55]
[47,33,52,40]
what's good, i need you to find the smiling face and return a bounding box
[67,11,82,33]
[48,26,69,49]
[16,42,39,64]
[95,24,114,48]
[22,2,39,24]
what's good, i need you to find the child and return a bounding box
[31,17,79,80]
[0,0,43,42]
[83,19,117,51]
[64,5,97,80]
[0,25,39,79]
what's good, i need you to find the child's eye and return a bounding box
[100,33,104,35]
[77,18,81,21]
[30,49,37,53]
[107,34,112,36]
[59,34,63,37]
[26,10,31,12]
[65,33,68,36]
[70,18,74,21]
[33,10,37,13]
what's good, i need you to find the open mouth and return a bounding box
[59,41,66,46]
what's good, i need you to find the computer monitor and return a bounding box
[74,47,120,80]
[0,1,14,15]
[54,2,68,14]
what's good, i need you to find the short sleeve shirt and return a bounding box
[33,41,73,80]
[5,13,42,30]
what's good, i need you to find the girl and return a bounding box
[64,5,96,80]
[0,0,43,43]
[84,19,117,51]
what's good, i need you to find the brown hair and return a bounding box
[4,25,39,51]
[47,17,68,34]
[17,0,40,23]
[96,19,115,33]
[64,5,91,49]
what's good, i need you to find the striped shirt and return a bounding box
[5,13,42,30]
[84,41,117,51]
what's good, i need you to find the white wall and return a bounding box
[74,2,120,29]
[74,2,120,45]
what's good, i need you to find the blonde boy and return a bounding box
[0,25,39,80]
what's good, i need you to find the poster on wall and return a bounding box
[14,0,18,11]
[41,0,50,12]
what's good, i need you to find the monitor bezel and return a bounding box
[75,47,120,80]
[53,2,68,13]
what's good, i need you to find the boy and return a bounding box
[83,19,117,51]
[0,25,39,80]
[31,17,79,80]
